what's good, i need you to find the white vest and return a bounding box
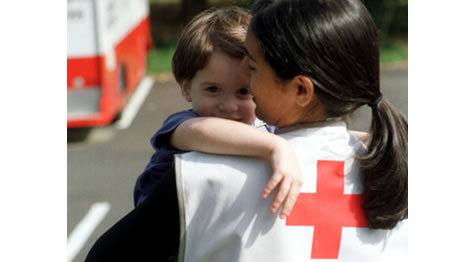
[174,121,408,262]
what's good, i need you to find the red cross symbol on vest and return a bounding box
[286,160,368,259]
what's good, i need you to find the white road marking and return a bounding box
[67,202,111,262]
[116,76,154,129]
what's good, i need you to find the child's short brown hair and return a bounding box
[172,6,251,84]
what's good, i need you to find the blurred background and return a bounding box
[67,1,407,262]
[147,0,408,74]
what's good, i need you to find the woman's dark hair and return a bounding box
[250,0,407,229]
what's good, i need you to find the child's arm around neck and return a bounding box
[172,117,277,159]
[170,116,303,219]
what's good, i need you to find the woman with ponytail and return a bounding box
[175,0,407,260]
[245,0,408,230]
[85,0,407,260]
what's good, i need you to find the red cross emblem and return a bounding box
[286,160,368,259]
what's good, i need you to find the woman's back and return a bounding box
[175,121,408,262]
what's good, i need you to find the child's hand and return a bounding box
[262,138,303,219]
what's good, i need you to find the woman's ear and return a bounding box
[294,75,316,108]
[179,80,192,102]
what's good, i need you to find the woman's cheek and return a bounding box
[247,99,257,123]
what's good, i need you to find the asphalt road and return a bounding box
[67,69,407,262]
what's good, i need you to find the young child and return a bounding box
[134,6,303,219]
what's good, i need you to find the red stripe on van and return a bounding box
[67,57,101,88]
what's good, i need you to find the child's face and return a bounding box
[180,50,256,125]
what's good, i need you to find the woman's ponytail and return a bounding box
[250,0,408,229]
[359,98,408,229]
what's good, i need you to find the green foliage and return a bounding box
[147,44,176,73]
[380,40,408,64]
[364,0,408,37]
[146,0,408,73]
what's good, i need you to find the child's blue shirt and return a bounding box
[133,110,276,207]
[133,110,199,207]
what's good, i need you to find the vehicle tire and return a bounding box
[113,64,127,123]
[119,63,127,94]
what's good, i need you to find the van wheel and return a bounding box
[119,64,127,94]
[113,64,127,123]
